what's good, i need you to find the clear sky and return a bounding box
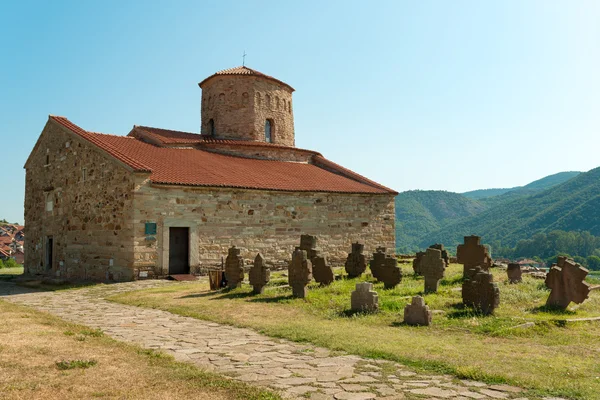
[1,1,599,224]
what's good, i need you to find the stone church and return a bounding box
[24,66,397,281]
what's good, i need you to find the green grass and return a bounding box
[56,359,98,370]
[109,264,600,400]
[0,266,24,281]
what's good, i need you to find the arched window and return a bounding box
[265,119,273,143]
[208,119,215,136]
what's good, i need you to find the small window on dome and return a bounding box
[208,119,215,136]
[265,119,273,143]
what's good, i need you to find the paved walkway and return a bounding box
[0,280,539,400]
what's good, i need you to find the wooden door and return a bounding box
[168,227,189,275]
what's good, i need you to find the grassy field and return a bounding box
[0,265,24,280]
[0,299,281,400]
[110,263,600,400]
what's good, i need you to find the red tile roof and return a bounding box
[50,116,396,194]
[131,126,319,154]
[198,66,295,92]
[0,248,10,258]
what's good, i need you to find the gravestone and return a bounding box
[288,248,313,298]
[507,263,522,284]
[313,256,334,285]
[403,296,432,326]
[350,282,379,312]
[462,267,500,314]
[457,235,492,278]
[412,251,425,275]
[225,246,244,289]
[299,234,319,261]
[429,243,449,266]
[371,247,402,289]
[545,256,591,310]
[249,253,270,294]
[345,242,367,278]
[421,248,446,293]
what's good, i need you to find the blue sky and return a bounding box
[1,1,599,224]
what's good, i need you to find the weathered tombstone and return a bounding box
[371,247,402,289]
[457,235,492,278]
[545,256,591,310]
[249,253,270,294]
[421,248,446,293]
[345,242,367,278]
[288,248,313,298]
[412,251,425,275]
[299,234,319,261]
[313,256,334,285]
[224,246,245,289]
[403,296,432,326]
[429,243,449,266]
[350,282,379,312]
[507,263,522,284]
[462,267,500,314]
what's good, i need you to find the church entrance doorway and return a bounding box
[168,227,189,275]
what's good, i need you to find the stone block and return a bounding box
[345,242,367,278]
[545,256,591,309]
[249,253,270,294]
[507,263,522,284]
[403,296,432,326]
[225,245,244,289]
[350,282,379,312]
[457,235,492,278]
[462,267,500,314]
[421,248,446,293]
[288,248,312,298]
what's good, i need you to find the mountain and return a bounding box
[462,171,580,201]
[418,168,600,249]
[395,191,487,252]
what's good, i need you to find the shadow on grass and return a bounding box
[530,304,576,316]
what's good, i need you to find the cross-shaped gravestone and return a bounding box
[457,235,492,278]
[371,247,402,289]
[421,248,446,293]
[403,296,432,326]
[345,242,367,278]
[350,282,379,313]
[225,246,244,289]
[412,251,425,275]
[288,248,313,298]
[249,253,270,294]
[462,267,500,315]
[313,255,334,285]
[545,256,591,310]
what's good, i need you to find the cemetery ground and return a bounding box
[0,298,280,400]
[110,263,600,400]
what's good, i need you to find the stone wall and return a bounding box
[132,182,395,274]
[200,75,295,147]
[24,120,137,281]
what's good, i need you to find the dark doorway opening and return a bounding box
[45,236,53,270]
[169,227,189,275]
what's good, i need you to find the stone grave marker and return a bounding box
[462,267,500,315]
[371,247,402,289]
[403,296,432,326]
[412,251,425,275]
[345,242,367,278]
[249,253,270,294]
[288,248,313,298]
[313,256,334,285]
[507,263,522,284]
[299,234,319,261]
[225,246,245,289]
[429,243,449,266]
[545,256,591,310]
[457,235,492,278]
[350,282,379,312]
[421,248,446,293]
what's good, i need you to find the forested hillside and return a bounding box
[395,191,487,252]
[417,167,600,249]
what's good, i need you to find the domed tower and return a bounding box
[198,66,295,147]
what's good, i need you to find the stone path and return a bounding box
[0,280,543,400]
